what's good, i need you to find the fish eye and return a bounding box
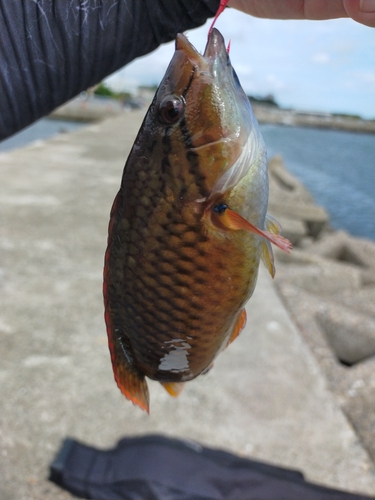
[213,203,227,214]
[158,95,185,124]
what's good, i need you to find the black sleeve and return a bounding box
[0,0,220,140]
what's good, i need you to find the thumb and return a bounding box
[344,0,375,27]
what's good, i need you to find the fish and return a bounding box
[103,28,292,413]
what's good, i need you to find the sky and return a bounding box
[105,9,375,119]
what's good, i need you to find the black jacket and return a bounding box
[0,0,219,140]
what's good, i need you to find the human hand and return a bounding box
[228,0,375,27]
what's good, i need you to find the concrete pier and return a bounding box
[1,112,375,499]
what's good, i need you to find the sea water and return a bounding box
[0,118,85,153]
[260,124,375,240]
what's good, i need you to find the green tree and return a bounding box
[94,83,115,97]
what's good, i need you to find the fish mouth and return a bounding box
[203,28,228,62]
[175,28,228,70]
[175,33,203,66]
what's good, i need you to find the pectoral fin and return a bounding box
[227,308,247,346]
[211,205,292,254]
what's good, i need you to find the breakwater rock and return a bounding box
[269,155,375,464]
[254,105,375,134]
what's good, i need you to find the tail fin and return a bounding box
[113,345,150,413]
[104,296,149,412]
[104,199,150,413]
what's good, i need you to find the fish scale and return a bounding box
[103,28,291,412]
[107,182,252,378]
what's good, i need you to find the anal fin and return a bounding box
[160,381,185,398]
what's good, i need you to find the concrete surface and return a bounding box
[1,112,375,499]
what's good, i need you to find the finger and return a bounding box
[344,0,375,27]
[228,0,348,20]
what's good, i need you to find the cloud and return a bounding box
[353,70,375,84]
[312,52,331,64]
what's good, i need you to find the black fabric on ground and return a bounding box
[49,434,375,500]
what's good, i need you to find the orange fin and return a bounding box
[108,332,150,413]
[115,360,149,413]
[104,192,149,413]
[212,206,292,254]
[227,309,247,347]
[160,381,185,398]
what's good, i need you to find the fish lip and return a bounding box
[175,33,204,66]
[203,28,227,62]
[175,28,228,70]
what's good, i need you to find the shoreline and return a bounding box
[253,104,375,134]
[49,98,375,134]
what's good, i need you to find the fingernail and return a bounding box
[360,0,375,13]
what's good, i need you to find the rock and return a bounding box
[268,200,329,238]
[316,304,375,365]
[267,156,375,468]
[274,215,306,245]
[332,286,375,318]
[276,282,375,464]
[342,380,375,464]
[302,231,375,285]
[275,282,344,381]
[361,269,375,286]
[308,231,375,270]
[275,249,363,294]
[267,156,330,238]
[341,356,375,463]
[276,262,362,295]
[299,236,316,249]
[268,155,315,204]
